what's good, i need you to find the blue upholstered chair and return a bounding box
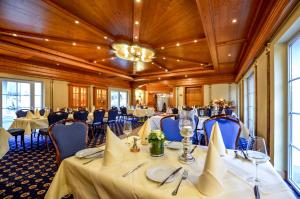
[160,116,183,142]
[73,110,89,122]
[107,109,118,123]
[49,119,88,164]
[89,109,105,138]
[172,108,179,114]
[192,115,200,144]
[225,108,233,116]
[203,116,241,149]
[38,111,68,150]
[16,109,33,118]
[39,109,45,116]
[206,108,212,117]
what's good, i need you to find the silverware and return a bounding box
[80,149,104,159]
[240,148,250,160]
[159,167,182,187]
[234,150,239,158]
[122,162,146,177]
[172,170,188,196]
[254,185,260,199]
[190,146,197,154]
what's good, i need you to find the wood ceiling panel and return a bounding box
[217,43,243,63]
[212,0,260,43]
[51,0,133,40]
[139,0,205,46]
[0,0,107,43]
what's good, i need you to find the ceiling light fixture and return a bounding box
[228,53,232,57]
[176,43,180,47]
[97,46,101,49]
[134,36,138,39]
[232,18,237,23]
[93,61,97,63]
[185,75,188,78]
[12,33,17,37]
[194,39,198,43]
[165,69,168,72]
[75,20,79,24]
[176,59,180,62]
[102,59,105,61]
[135,21,139,25]
[56,63,60,66]
[112,42,155,63]
[158,77,161,80]
[161,46,165,50]
[72,42,76,46]
[44,38,49,41]
[104,36,108,40]
[136,0,141,2]
[163,57,166,60]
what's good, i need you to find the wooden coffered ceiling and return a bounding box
[0,0,297,87]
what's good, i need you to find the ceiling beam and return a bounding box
[0,28,110,50]
[0,38,133,80]
[155,54,210,66]
[196,0,219,72]
[41,0,114,43]
[155,37,206,50]
[132,73,235,87]
[216,38,246,47]
[132,0,143,42]
[235,0,299,81]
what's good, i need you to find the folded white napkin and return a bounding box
[103,127,127,166]
[240,121,250,139]
[138,120,151,145]
[56,108,60,112]
[196,142,227,196]
[44,109,50,117]
[91,106,95,113]
[26,111,34,119]
[209,122,227,156]
[34,109,41,118]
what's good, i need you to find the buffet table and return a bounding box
[46,141,295,199]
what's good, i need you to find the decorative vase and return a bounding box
[150,140,164,157]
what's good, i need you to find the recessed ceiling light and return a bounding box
[56,63,60,66]
[111,57,115,60]
[102,59,105,61]
[176,59,180,62]
[159,66,162,69]
[44,38,49,41]
[165,69,168,72]
[176,43,180,47]
[158,77,161,80]
[163,57,166,60]
[135,21,139,25]
[12,33,17,37]
[151,62,154,64]
[185,75,188,78]
[232,18,237,23]
[194,39,198,43]
[93,61,97,63]
[161,46,165,50]
[134,36,138,39]
[201,63,204,66]
[228,53,232,57]
[97,46,101,50]
[104,36,108,40]
[136,0,141,2]
[72,42,76,46]
[75,20,79,24]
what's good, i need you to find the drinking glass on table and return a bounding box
[123,120,132,145]
[246,136,270,185]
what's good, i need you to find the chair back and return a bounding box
[48,111,69,126]
[73,110,89,122]
[39,109,45,116]
[203,116,241,149]
[49,119,87,164]
[160,116,182,142]
[120,107,127,115]
[16,109,33,118]
[107,109,118,122]
[225,108,233,116]
[192,115,200,144]
[93,109,105,124]
[172,108,178,114]
[206,108,212,117]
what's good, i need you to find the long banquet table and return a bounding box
[45,140,295,199]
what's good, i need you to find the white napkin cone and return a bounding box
[91,106,95,113]
[209,122,227,156]
[103,127,127,166]
[34,109,41,118]
[138,120,151,145]
[196,142,227,196]
[44,109,50,117]
[26,111,34,119]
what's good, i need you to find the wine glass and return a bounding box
[123,120,132,145]
[246,136,270,185]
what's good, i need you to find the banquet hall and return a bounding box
[0,0,300,198]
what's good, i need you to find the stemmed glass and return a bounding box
[123,120,132,145]
[246,136,270,185]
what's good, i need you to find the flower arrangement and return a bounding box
[148,130,165,143]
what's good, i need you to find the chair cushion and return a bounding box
[7,128,25,136]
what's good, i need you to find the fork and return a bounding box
[172,170,188,196]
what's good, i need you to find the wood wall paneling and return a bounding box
[185,87,204,106]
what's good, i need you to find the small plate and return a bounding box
[75,148,103,159]
[166,142,182,150]
[146,164,180,183]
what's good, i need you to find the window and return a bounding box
[1,80,43,129]
[93,88,107,109]
[288,36,300,194]
[246,73,255,135]
[110,89,128,108]
[69,85,88,108]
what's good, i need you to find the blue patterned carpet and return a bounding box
[0,121,143,199]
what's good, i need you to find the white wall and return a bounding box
[175,87,185,107]
[52,81,69,110]
[203,83,237,106]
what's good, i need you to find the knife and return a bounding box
[122,162,146,177]
[190,146,197,154]
[79,149,104,159]
[254,185,260,199]
[240,148,250,161]
[158,167,182,187]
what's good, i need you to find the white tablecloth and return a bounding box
[9,117,49,135]
[128,108,155,117]
[46,141,295,199]
[0,128,12,159]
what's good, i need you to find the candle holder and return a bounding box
[178,110,195,164]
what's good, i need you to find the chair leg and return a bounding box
[21,135,25,151]
[15,136,18,149]
[45,136,49,151]
[30,134,33,148]
[37,133,40,148]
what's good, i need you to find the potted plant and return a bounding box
[148,130,165,157]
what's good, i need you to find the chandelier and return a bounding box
[112,42,155,63]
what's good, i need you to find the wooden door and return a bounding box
[93,87,108,110]
[185,87,203,107]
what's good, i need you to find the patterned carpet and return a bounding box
[0,120,143,199]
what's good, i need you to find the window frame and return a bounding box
[109,88,129,108]
[287,34,300,194]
